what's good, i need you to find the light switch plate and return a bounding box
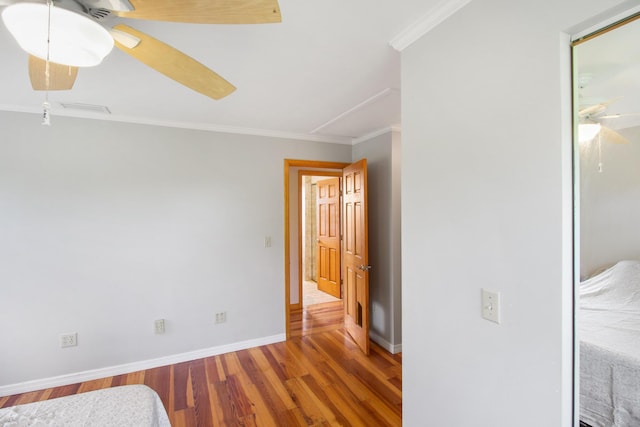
[481,288,501,324]
[154,319,165,334]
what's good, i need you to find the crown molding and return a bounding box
[352,125,401,145]
[0,104,353,145]
[389,0,473,51]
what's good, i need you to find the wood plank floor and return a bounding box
[290,300,345,337]
[0,301,402,426]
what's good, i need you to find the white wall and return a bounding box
[0,111,351,388]
[401,1,627,426]
[353,130,402,351]
[580,126,640,278]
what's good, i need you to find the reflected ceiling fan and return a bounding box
[0,0,281,99]
[578,98,632,144]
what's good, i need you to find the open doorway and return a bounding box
[284,159,372,355]
[283,160,350,339]
[300,173,342,307]
[289,171,345,339]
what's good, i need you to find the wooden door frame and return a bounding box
[284,159,350,339]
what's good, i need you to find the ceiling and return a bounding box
[575,16,640,131]
[0,0,452,144]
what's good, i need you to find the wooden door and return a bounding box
[316,177,341,299]
[343,159,370,355]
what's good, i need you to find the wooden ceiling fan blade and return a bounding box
[600,126,629,144]
[28,55,78,91]
[578,97,623,118]
[116,0,281,24]
[113,24,235,100]
[599,112,640,119]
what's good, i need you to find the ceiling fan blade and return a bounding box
[599,112,640,119]
[115,0,281,24]
[578,97,622,118]
[113,24,236,100]
[579,103,606,118]
[28,55,78,91]
[600,126,629,144]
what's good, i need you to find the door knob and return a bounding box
[358,265,372,271]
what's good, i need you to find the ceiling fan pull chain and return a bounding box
[42,102,51,126]
[42,0,53,126]
[597,133,603,173]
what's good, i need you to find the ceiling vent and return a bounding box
[60,102,111,114]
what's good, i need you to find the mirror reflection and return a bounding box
[574,18,640,427]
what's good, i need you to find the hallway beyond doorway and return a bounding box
[303,280,340,306]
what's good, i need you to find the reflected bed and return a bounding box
[580,260,640,427]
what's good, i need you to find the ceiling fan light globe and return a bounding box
[578,123,601,143]
[2,3,113,67]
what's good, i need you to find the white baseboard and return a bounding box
[370,332,402,354]
[0,333,285,397]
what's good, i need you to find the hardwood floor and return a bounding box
[290,300,345,337]
[0,301,402,426]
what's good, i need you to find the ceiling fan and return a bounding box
[578,98,632,144]
[0,0,281,100]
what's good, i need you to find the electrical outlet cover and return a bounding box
[215,312,227,324]
[60,332,78,348]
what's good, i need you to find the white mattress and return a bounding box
[0,384,171,427]
[580,260,640,427]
